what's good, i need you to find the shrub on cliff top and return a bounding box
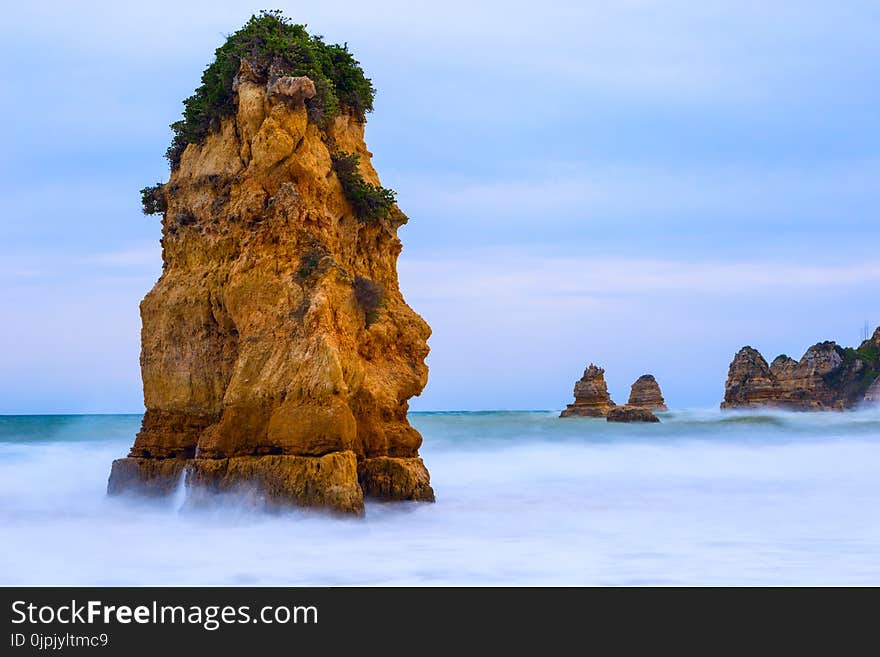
[165,10,375,167]
[824,344,880,394]
[140,183,166,215]
[838,344,880,368]
[331,152,397,222]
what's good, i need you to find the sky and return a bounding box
[1,1,878,412]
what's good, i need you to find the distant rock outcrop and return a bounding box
[721,327,880,411]
[627,374,668,411]
[560,364,616,417]
[607,406,660,423]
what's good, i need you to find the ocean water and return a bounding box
[1,409,879,586]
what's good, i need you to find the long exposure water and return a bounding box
[1,409,879,585]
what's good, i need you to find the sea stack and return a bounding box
[626,374,668,411]
[721,326,880,411]
[107,13,434,514]
[560,364,616,417]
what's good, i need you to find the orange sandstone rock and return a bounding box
[108,64,433,514]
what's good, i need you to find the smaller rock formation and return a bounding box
[627,374,668,411]
[560,364,616,417]
[607,406,660,423]
[721,326,880,411]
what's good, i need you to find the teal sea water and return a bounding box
[1,409,879,585]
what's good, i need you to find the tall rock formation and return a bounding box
[626,374,668,411]
[721,327,880,411]
[560,364,616,417]
[107,13,434,514]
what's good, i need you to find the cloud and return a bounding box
[0,245,160,293]
[4,1,876,104]
[391,159,880,230]
[398,251,879,410]
[83,246,160,269]
[400,253,880,303]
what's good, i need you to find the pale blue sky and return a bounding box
[1,1,877,412]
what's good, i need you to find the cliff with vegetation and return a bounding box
[108,12,434,514]
[721,326,880,411]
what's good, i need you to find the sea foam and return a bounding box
[1,410,879,585]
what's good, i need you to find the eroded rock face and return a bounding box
[627,374,667,411]
[108,65,433,514]
[266,75,316,104]
[721,327,880,411]
[560,364,616,417]
[607,406,660,423]
[357,457,435,502]
[721,347,778,408]
[865,377,880,405]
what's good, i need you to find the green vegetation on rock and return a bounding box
[140,183,166,215]
[331,151,397,222]
[165,10,375,168]
[297,242,330,279]
[857,342,879,365]
[825,344,880,394]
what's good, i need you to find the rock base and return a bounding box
[108,451,435,514]
[185,453,364,515]
[607,406,660,423]
[559,404,613,418]
[107,457,186,496]
[358,456,435,502]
